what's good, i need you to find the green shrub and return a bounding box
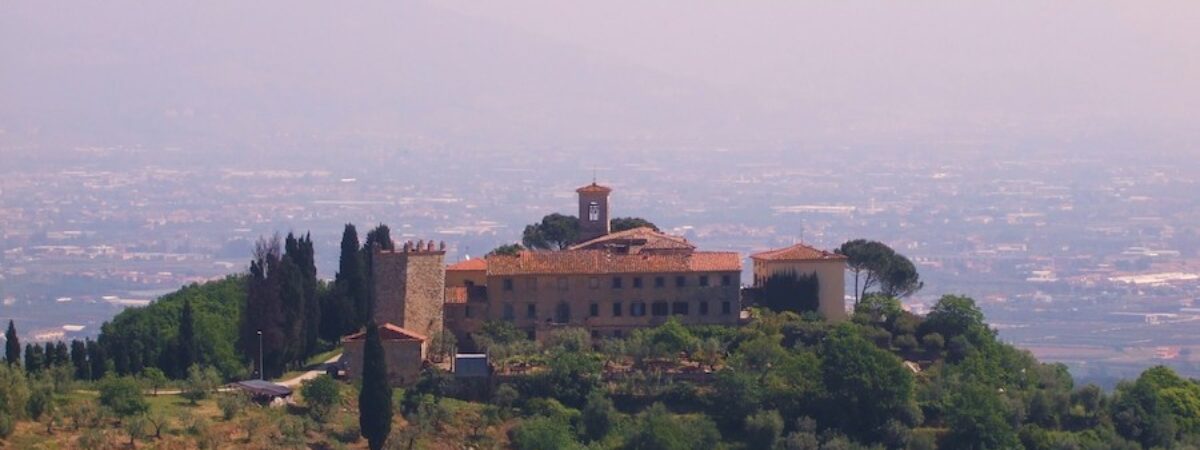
[0,412,14,439]
[921,333,945,352]
[217,393,247,421]
[301,375,341,423]
[98,376,148,418]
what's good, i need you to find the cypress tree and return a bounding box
[240,235,286,379]
[4,320,18,366]
[178,298,197,373]
[53,341,69,367]
[299,233,321,358]
[25,343,43,373]
[87,339,106,380]
[362,224,393,251]
[334,224,368,331]
[359,323,393,450]
[278,252,305,367]
[71,339,90,380]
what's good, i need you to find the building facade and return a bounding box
[372,240,447,345]
[341,323,426,386]
[444,183,742,343]
[750,243,848,321]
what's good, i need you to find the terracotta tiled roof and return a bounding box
[447,258,487,271]
[569,227,695,252]
[486,249,740,275]
[750,243,846,262]
[342,323,427,342]
[576,182,612,194]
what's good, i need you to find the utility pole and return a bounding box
[257,329,264,380]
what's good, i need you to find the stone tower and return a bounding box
[576,182,612,242]
[370,240,446,341]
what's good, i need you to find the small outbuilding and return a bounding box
[341,323,427,386]
[231,379,293,404]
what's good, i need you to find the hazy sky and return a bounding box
[2,1,1197,149]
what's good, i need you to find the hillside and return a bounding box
[2,279,1199,449]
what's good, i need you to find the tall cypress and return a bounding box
[239,235,286,379]
[4,320,18,366]
[70,339,90,380]
[335,224,368,330]
[86,339,106,380]
[53,341,69,367]
[359,323,393,450]
[178,298,197,373]
[278,252,305,367]
[301,234,321,357]
[361,224,393,323]
[25,343,42,373]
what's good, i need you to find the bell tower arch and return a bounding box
[576,182,612,242]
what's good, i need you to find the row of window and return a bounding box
[606,300,732,317]
[489,300,733,321]
[502,274,734,291]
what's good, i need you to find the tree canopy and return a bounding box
[98,275,245,379]
[610,217,659,232]
[522,213,580,250]
[837,239,924,303]
[488,243,524,256]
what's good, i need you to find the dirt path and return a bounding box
[278,352,342,387]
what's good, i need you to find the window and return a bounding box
[672,302,689,315]
[675,276,686,288]
[527,304,537,319]
[722,275,732,286]
[589,201,600,221]
[633,277,643,289]
[612,277,623,289]
[503,303,515,320]
[589,277,599,289]
[631,302,646,317]
[555,303,571,323]
[655,276,665,288]
[612,302,623,317]
[721,301,732,315]
[503,278,514,291]
[699,302,709,316]
[614,330,624,338]
[590,303,600,317]
[652,302,669,316]
[465,306,473,318]
[557,277,568,290]
[700,275,710,287]
[591,330,600,339]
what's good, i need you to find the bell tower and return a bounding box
[576,181,612,242]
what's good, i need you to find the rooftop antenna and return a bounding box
[592,167,597,184]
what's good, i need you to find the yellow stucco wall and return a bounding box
[752,259,848,322]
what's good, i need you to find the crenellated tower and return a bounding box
[370,240,446,341]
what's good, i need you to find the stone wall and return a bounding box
[402,249,446,340]
[342,338,424,386]
[371,241,446,340]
